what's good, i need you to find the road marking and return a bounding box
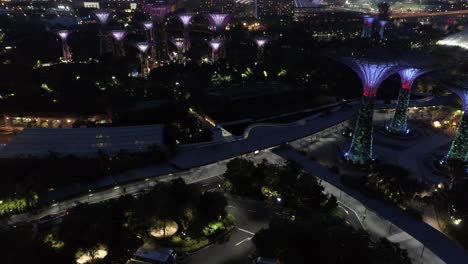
[237,227,255,235]
[337,201,363,227]
[338,205,349,215]
[235,237,252,246]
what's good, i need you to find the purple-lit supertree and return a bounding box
[145,3,172,63]
[387,68,429,135]
[342,57,400,164]
[135,42,150,78]
[361,15,375,38]
[110,30,127,57]
[207,13,230,34]
[142,21,154,44]
[56,30,72,62]
[94,10,114,55]
[254,37,268,60]
[445,87,468,162]
[379,20,388,40]
[178,14,194,51]
[171,38,185,64]
[208,38,223,64]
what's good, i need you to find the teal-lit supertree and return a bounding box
[387,68,429,135]
[446,87,468,162]
[342,57,400,164]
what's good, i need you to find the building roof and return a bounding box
[134,248,174,262]
[294,0,324,8]
[0,124,164,157]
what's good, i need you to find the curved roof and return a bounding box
[437,28,468,50]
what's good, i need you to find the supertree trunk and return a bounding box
[346,96,375,164]
[388,88,411,134]
[446,112,468,162]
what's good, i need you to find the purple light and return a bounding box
[135,42,150,53]
[398,68,427,90]
[145,4,171,23]
[178,14,193,28]
[142,21,153,30]
[94,10,111,25]
[379,20,388,27]
[110,30,127,41]
[207,13,230,31]
[343,58,399,97]
[254,38,268,48]
[172,38,185,49]
[57,30,70,40]
[364,17,375,27]
[208,39,223,51]
[451,88,468,110]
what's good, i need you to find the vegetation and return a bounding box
[222,158,337,215]
[253,218,411,264]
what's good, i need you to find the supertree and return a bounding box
[94,10,113,55]
[145,3,172,63]
[56,30,72,62]
[387,68,429,135]
[361,15,375,38]
[208,38,223,64]
[254,37,268,60]
[207,13,230,34]
[178,14,194,51]
[445,87,468,162]
[142,21,154,44]
[379,20,388,40]
[171,38,185,64]
[135,42,150,79]
[110,30,127,57]
[342,57,400,164]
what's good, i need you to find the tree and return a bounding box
[197,191,228,224]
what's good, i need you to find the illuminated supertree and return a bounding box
[387,68,429,135]
[94,10,113,55]
[135,42,150,78]
[361,15,375,38]
[145,3,172,62]
[208,38,223,64]
[379,20,388,40]
[254,37,268,60]
[342,57,400,164]
[142,21,154,44]
[172,38,185,64]
[445,87,468,162]
[207,13,230,34]
[110,30,127,57]
[178,14,194,51]
[56,30,72,62]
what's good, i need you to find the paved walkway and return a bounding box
[273,146,468,264]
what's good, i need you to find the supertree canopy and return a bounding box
[387,68,429,135]
[342,57,400,164]
[56,30,72,62]
[254,37,268,59]
[110,30,127,42]
[172,38,185,64]
[145,4,171,24]
[446,87,468,162]
[136,42,150,78]
[142,21,153,30]
[207,13,230,33]
[144,3,171,62]
[94,10,112,25]
[136,42,150,53]
[178,14,193,28]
